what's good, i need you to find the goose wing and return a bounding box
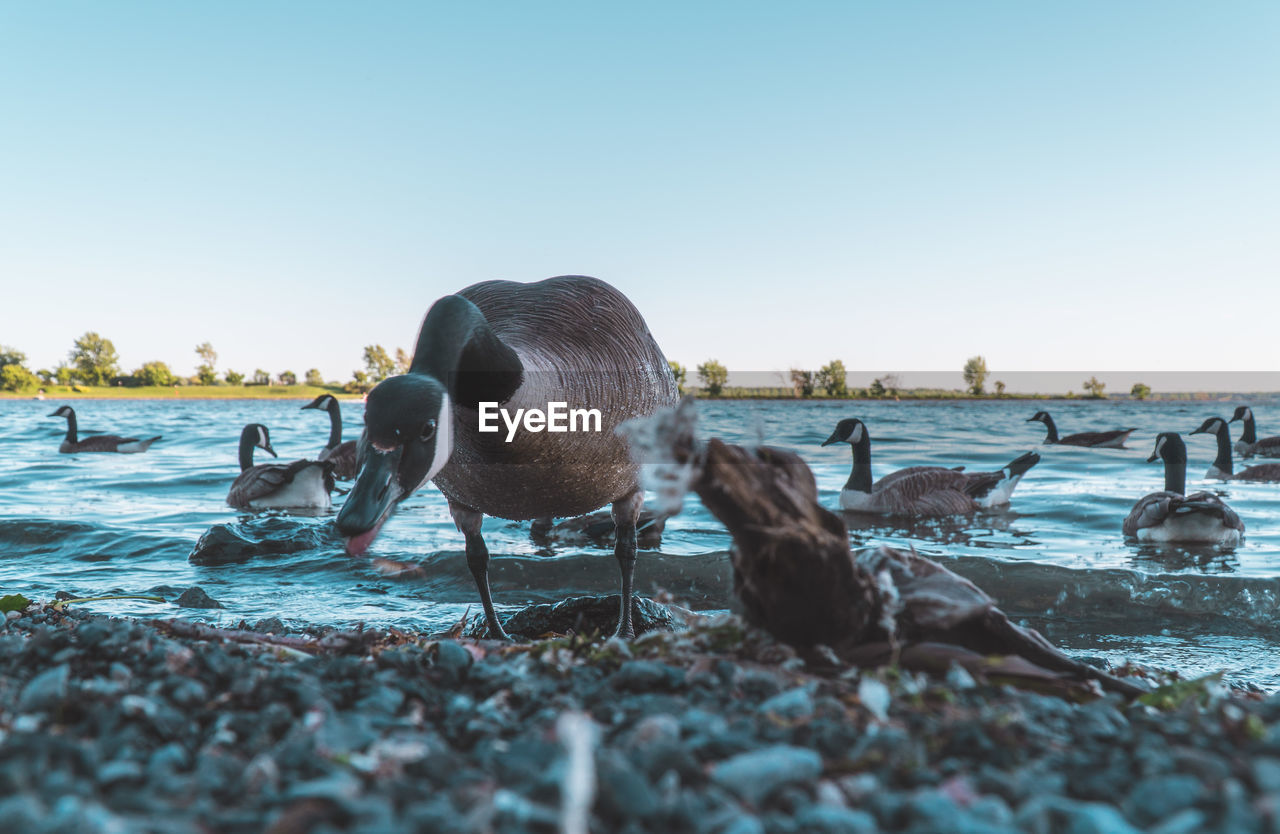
[1059,428,1136,447]
[1123,490,1245,536]
[320,440,359,480]
[1248,436,1280,459]
[1123,490,1178,536]
[1234,462,1280,483]
[68,434,138,453]
[1179,491,1245,531]
[871,467,976,515]
[228,460,329,508]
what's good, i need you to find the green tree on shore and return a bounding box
[364,345,396,382]
[817,360,848,398]
[697,360,728,397]
[195,342,218,385]
[252,369,271,385]
[0,345,25,369]
[225,370,245,386]
[1,364,38,392]
[132,361,175,387]
[790,369,815,398]
[1083,376,1106,399]
[278,370,297,386]
[305,369,325,386]
[70,332,120,386]
[669,361,687,395]
[395,348,411,374]
[1131,382,1151,400]
[994,380,1006,397]
[963,356,988,395]
[345,370,373,394]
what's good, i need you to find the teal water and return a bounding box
[2,396,1279,686]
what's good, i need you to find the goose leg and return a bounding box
[611,490,643,639]
[449,500,509,640]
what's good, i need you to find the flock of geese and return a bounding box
[821,405,1280,546]
[48,394,358,510]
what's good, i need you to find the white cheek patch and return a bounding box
[424,393,453,484]
[1154,436,1167,457]
[851,424,865,443]
[257,426,269,448]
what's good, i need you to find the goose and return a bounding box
[1027,411,1136,448]
[301,394,359,479]
[48,405,161,454]
[1229,406,1280,459]
[227,423,335,510]
[821,418,1040,514]
[334,275,679,639]
[1191,417,1280,482]
[1123,432,1243,544]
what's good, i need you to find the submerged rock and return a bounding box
[188,518,334,566]
[462,595,677,639]
[175,586,223,609]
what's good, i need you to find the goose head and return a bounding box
[302,394,338,413]
[821,417,867,447]
[1147,432,1186,464]
[336,374,453,555]
[1026,411,1050,424]
[241,424,277,458]
[1191,417,1228,439]
[48,405,74,419]
[1229,406,1252,424]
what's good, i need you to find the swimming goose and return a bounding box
[334,275,679,639]
[227,423,335,510]
[821,418,1040,515]
[1027,411,1136,448]
[1229,406,1280,459]
[48,405,161,454]
[1191,417,1280,482]
[1123,432,1244,544]
[301,394,358,479]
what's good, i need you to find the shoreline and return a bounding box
[2,598,1277,832]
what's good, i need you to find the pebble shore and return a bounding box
[1,595,1277,834]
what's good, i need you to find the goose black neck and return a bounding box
[411,295,523,407]
[1041,414,1060,443]
[324,401,342,449]
[238,430,257,472]
[1210,425,1233,475]
[1163,454,1186,496]
[62,411,77,444]
[845,436,873,493]
[1241,413,1257,444]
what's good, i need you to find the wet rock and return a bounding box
[464,594,676,639]
[176,586,223,609]
[1124,774,1204,826]
[17,663,71,712]
[1017,796,1142,834]
[612,660,685,692]
[757,687,815,722]
[793,805,878,834]
[710,746,823,807]
[188,518,333,566]
[431,640,474,682]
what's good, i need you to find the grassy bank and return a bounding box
[0,384,362,401]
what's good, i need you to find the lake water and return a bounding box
[3,396,1279,687]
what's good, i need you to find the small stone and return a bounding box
[175,586,223,609]
[432,640,473,681]
[1125,774,1204,826]
[1252,757,1280,794]
[710,745,822,807]
[17,664,70,712]
[96,760,144,787]
[793,805,878,834]
[757,687,815,722]
[1149,809,1209,834]
[612,660,683,692]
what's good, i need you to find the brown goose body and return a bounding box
[432,276,678,520]
[49,406,160,454]
[319,441,358,480]
[227,459,335,510]
[1028,411,1135,448]
[1195,416,1280,483]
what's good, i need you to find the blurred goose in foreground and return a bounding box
[1027,410,1136,448]
[1123,432,1243,544]
[48,405,161,454]
[301,394,358,479]
[1192,417,1280,483]
[822,417,1040,515]
[1230,406,1280,459]
[333,275,679,640]
[227,423,335,510]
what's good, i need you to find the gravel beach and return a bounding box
[1,596,1276,833]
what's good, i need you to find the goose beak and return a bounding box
[263,444,278,458]
[820,430,843,447]
[47,410,60,417]
[1146,450,1160,463]
[1229,415,1241,423]
[336,446,402,557]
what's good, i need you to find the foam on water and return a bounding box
[2,396,1279,686]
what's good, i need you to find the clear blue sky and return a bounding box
[2,2,1276,390]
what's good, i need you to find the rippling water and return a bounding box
[3,396,1279,686]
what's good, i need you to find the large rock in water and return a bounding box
[463,595,677,639]
[189,517,334,566]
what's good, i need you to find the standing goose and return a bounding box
[1229,406,1280,459]
[227,423,335,510]
[48,405,161,454]
[1027,411,1136,448]
[1191,417,1280,482]
[821,418,1040,515]
[335,275,679,640]
[1123,432,1244,544]
[301,394,358,479]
